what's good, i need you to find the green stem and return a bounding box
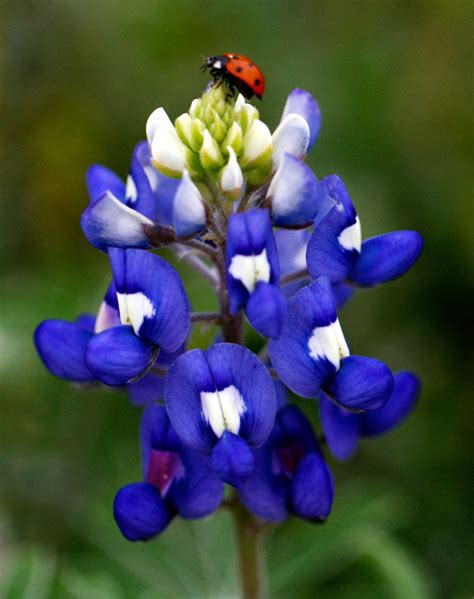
[233,495,267,599]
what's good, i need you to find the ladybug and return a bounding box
[201,53,266,100]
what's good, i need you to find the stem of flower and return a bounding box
[232,492,267,599]
[190,311,223,324]
[280,267,308,285]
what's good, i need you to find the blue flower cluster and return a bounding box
[35,86,423,541]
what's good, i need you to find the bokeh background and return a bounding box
[1,1,473,597]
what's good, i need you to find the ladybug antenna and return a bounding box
[199,54,207,72]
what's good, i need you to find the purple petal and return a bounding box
[128,373,166,407]
[128,141,158,221]
[348,231,423,286]
[326,356,394,411]
[113,482,173,541]
[359,371,420,436]
[86,325,155,386]
[246,282,286,339]
[282,88,321,151]
[291,453,334,522]
[34,319,95,382]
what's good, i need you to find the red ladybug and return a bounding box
[202,53,266,100]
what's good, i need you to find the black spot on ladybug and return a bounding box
[255,78,261,85]
[248,62,254,67]
[236,66,243,73]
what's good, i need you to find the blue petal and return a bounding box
[237,443,288,522]
[348,231,423,286]
[282,88,321,150]
[269,278,339,398]
[359,371,420,436]
[332,282,355,309]
[211,432,255,486]
[273,379,289,410]
[319,392,359,461]
[120,250,190,351]
[246,282,286,339]
[326,356,394,411]
[165,344,276,452]
[172,170,206,238]
[291,453,334,522]
[127,141,159,220]
[274,228,311,276]
[165,348,217,453]
[226,209,280,314]
[75,313,96,333]
[306,175,360,283]
[34,319,95,382]
[128,373,166,407]
[81,192,153,250]
[277,404,320,454]
[113,482,173,541]
[268,154,320,227]
[86,164,125,203]
[86,325,155,386]
[171,447,224,518]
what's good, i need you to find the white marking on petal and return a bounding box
[228,249,271,293]
[338,216,361,252]
[146,107,176,144]
[151,129,187,175]
[143,164,159,192]
[94,301,120,333]
[308,318,350,370]
[117,292,155,336]
[125,175,138,204]
[200,384,246,437]
[241,119,272,166]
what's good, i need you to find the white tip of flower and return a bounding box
[172,170,206,237]
[272,113,310,170]
[220,146,243,197]
[146,107,176,145]
[241,120,272,170]
[151,130,187,177]
[189,98,200,118]
[234,94,246,113]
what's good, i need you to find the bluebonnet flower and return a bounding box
[226,208,286,339]
[269,277,394,411]
[114,404,223,541]
[306,175,423,287]
[238,404,334,523]
[319,371,420,461]
[165,343,276,486]
[86,248,189,386]
[36,70,423,548]
[35,249,189,388]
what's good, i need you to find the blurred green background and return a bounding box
[1,1,473,597]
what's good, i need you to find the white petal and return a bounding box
[146,107,176,144]
[125,175,138,204]
[220,146,243,193]
[272,113,310,170]
[228,249,270,293]
[242,120,272,166]
[151,129,187,175]
[200,384,246,437]
[234,94,245,113]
